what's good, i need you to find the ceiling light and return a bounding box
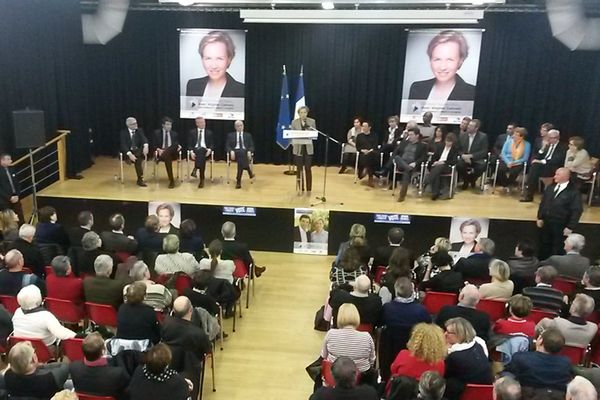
[322,2,335,10]
[178,0,195,5]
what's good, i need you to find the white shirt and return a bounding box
[299,227,308,243]
[468,133,476,152]
[12,308,76,346]
[439,146,451,163]
[196,129,206,149]
[387,128,396,144]
[554,182,568,197]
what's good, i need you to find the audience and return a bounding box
[331,245,368,288]
[454,238,495,281]
[414,237,452,281]
[372,227,406,270]
[178,218,205,260]
[220,221,266,277]
[493,294,536,337]
[329,275,382,327]
[564,136,593,188]
[100,213,138,254]
[390,323,446,380]
[577,265,600,310]
[415,371,447,400]
[154,234,200,276]
[522,265,566,314]
[125,260,173,311]
[69,332,130,400]
[419,250,463,294]
[436,284,491,341]
[34,205,70,250]
[0,248,46,295]
[479,259,514,300]
[334,223,371,267]
[0,208,19,242]
[135,214,164,253]
[504,328,572,399]
[8,223,45,277]
[379,247,413,304]
[117,281,160,344]
[67,210,94,248]
[539,233,590,281]
[566,376,597,400]
[184,269,237,318]
[536,293,597,348]
[83,254,127,309]
[77,231,109,276]
[493,376,521,400]
[12,285,76,346]
[507,240,538,294]
[46,255,84,306]
[309,356,378,400]
[199,239,235,283]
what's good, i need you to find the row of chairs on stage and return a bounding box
[118,149,254,186]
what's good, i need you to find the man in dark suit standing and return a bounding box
[188,116,214,188]
[536,167,583,260]
[0,153,23,223]
[226,120,255,189]
[119,117,149,187]
[521,129,567,202]
[456,119,489,190]
[153,117,180,189]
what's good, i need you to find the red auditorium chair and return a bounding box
[460,384,494,400]
[587,311,600,324]
[8,336,56,363]
[552,277,578,295]
[76,394,116,400]
[174,274,192,296]
[233,258,253,309]
[321,359,336,387]
[357,323,374,333]
[44,297,85,325]
[373,266,386,285]
[526,309,557,324]
[559,345,587,365]
[61,338,85,362]
[422,291,458,315]
[476,298,507,322]
[0,295,19,314]
[85,302,118,328]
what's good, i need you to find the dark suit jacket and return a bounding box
[188,128,214,150]
[135,228,163,253]
[83,275,127,309]
[221,239,253,267]
[429,143,460,167]
[35,222,70,250]
[493,133,509,155]
[537,182,583,230]
[8,238,45,277]
[458,131,489,161]
[0,166,20,209]
[372,244,402,269]
[226,131,254,153]
[382,127,402,146]
[67,226,91,248]
[293,226,311,243]
[454,252,493,280]
[533,142,568,173]
[436,305,491,341]
[152,129,179,152]
[119,128,148,155]
[408,74,475,101]
[101,231,138,254]
[70,361,130,400]
[392,141,429,167]
[185,73,245,98]
[160,315,212,371]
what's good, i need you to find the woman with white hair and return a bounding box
[12,285,76,346]
[154,234,199,276]
[124,260,173,311]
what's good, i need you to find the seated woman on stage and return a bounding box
[425,132,459,200]
[356,121,379,187]
[497,127,530,190]
[339,117,361,174]
[428,125,448,153]
[564,136,593,188]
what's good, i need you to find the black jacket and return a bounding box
[436,305,491,341]
[537,182,582,230]
[8,238,45,277]
[429,143,460,167]
[454,253,493,280]
[225,131,254,153]
[70,360,130,400]
[408,74,475,101]
[392,141,429,167]
[0,166,20,209]
[458,131,489,161]
[188,128,214,150]
[152,129,179,151]
[185,73,244,98]
[119,128,148,155]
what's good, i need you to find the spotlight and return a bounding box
[321,2,335,10]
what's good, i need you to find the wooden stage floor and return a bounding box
[39,156,600,224]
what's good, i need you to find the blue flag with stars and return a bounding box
[275,65,291,149]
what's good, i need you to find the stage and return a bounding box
[37,156,600,260]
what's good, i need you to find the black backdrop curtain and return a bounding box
[0,0,90,174]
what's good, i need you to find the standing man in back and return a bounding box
[0,153,23,223]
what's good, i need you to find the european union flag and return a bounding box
[275,65,291,149]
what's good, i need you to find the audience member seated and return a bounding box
[135,215,164,253]
[522,265,566,314]
[12,285,76,346]
[504,327,572,399]
[0,249,46,296]
[330,245,368,288]
[443,317,493,400]
[184,270,237,318]
[390,323,446,380]
[179,218,205,260]
[100,213,138,254]
[0,304,12,345]
[454,238,495,282]
[69,332,130,400]
[565,136,593,188]
[4,341,71,399]
[566,376,597,400]
[76,231,111,277]
[576,265,600,311]
[125,260,172,311]
[34,205,70,250]
[496,126,531,190]
[539,233,590,281]
[320,303,376,387]
[329,275,382,327]
[127,343,192,400]
[479,259,514,300]
[83,254,127,309]
[425,132,459,201]
[536,293,597,348]
[199,239,235,284]
[220,221,266,277]
[46,255,84,305]
[494,376,522,400]
[309,356,378,400]
[507,240,538,294]
[436,284,490,341]
[414,237,452,282]
[334,223,371,267]
[155,234,200,276]
[419,250,463,294]
[379,247,413,304]
[117,282,160,344]
[372,227,406,270]
[8,223,45,277]
[411,371,446,400]
[493,294,536,337]
[67,210,94,248]
[0,208,20,242]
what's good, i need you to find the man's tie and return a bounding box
[5,168,15,193]
[239,132,245,149]
[546,144,555,160]
[163,131,170,148]
[197,129,203,148]
[554,184,561,197]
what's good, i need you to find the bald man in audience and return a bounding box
[0,249,45,296]
[436,284,490,340]
[493,376,521,400]
[329,275,382,327]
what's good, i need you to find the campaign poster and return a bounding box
[293,208,330,255]
[149,201,181,232]
[448,216,490,261]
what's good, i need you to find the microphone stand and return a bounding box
[310,127,343,207]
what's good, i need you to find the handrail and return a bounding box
[12,131,69,165]
[12,130,69,182]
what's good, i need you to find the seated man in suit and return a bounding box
[522,265,567,314]
[153,116,181,189]
[119,117,149,187]
[0,249,46,296]
[69,332,130,400]
[83,254,127,309]
[539,233,590,281]
[67,211,94,248]
[380,115,402,166]
[454,238,495,281]
[435,284,491,341]
[220,221,266,277]
[372,227,405,270]
[8,224,44,278]
[375,126,428,202]
[46,255,84,306]
[188,116,214,188]
[226,120,255,189]
[100,213,138,255]
[329,275,382,327]
[521,129,567,202]
[456,119,489,191]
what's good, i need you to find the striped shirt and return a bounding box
[321,328,375,372]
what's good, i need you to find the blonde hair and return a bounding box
[445,317,476,343]
[8,341,35,375]
[433,237,451,252]
[337,303,360,329]
[408,323,447,364]
[51,390,78,400]
[348,224,366,240]
[489,259,510,282]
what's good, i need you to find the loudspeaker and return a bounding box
[12,110,46,149]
